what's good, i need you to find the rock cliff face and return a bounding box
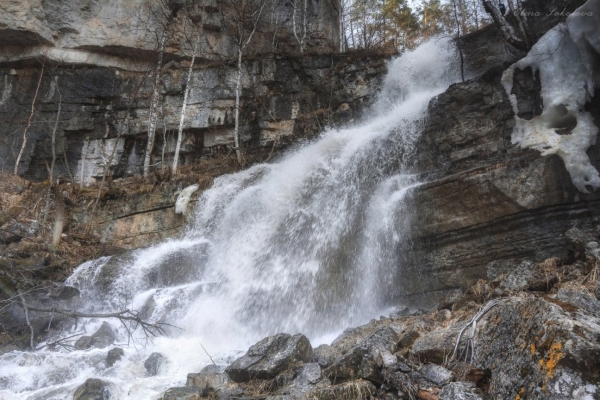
[396,0,600,307]
[0,0,339,61]
[0,0,344,183]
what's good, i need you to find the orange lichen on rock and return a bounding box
[530,344,536,355]
[516,387,525,400]
[538,342,563,380]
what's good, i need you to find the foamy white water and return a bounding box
[0,38,460,399]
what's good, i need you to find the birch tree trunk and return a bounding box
[173,31,200,174]
[233,48,244,165]
[481,0,528,51]
[143,31,167,177]
[49,77,62,183]
[14,64,44,175]
[51,185,65,247]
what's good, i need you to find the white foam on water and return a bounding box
[0,38,460,399]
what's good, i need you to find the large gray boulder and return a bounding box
[73,378,112,400]
[225,333,313,382]
[160,386,202,400]
[186,364,229,393]
[75,323,115,350]
[325,326,399,384]
[145,352,167,377]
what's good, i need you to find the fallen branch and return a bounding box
[452,298,502,363]
[17,303,171,341]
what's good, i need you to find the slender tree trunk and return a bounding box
[482,0,528,51]
[43,77,62,224]
[14,64,44,175]
[51,185,65,247]
[453,0,465,82]
[339,2,344,52]
[234,48,243,165]
[49,77,62,183]
[173,32,200,174]
[143,31,167,177]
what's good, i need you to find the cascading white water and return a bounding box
[0,38,460,400]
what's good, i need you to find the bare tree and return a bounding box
[143,30,168,177]
[481,0,529,51]
[289,0,308,52]
[14,62,45,175]
[221,0,268,165]
[173,28,201,174]
[452,0,465,82]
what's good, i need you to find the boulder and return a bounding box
[439,382,490,400]
[106,348,124,368]
[73,378,112,400]
[493,260,558,295]
[90,323,115,349]
[411,329,456,365]
[225,333,313,382]
[312,344,339,368]
[74,336,93,350]
[145,352,167,377]
[420,364,454,386]
[48,284,80,301]
[291,363,323,388]
[186,364,229,392]
[75,323,116,350]
[325,326,398,384]
[473,296,600,398]
[160,387,202,400]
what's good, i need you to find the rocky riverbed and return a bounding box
[66,227,600,400]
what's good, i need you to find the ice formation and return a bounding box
[175,184,199,214]
[502,0,600,192]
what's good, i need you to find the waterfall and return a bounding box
[0,38,460,400]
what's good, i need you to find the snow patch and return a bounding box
[175,184,199,214]
[502,0,600,192]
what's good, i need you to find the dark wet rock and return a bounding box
[47,284,80,301]
[312,344,339,368]
[106,348,124,368]
[325,326,398,384]
[145,352,167,377]
[89,322,115,349]
[420,364,454,386]
[439,382,490,400]
[74,336,93,350]
[225,333,313,382]
[160,386,202,400]
[73,378,112,400]
[186,364,229,392]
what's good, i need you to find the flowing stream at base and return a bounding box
[0,38,460,399]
